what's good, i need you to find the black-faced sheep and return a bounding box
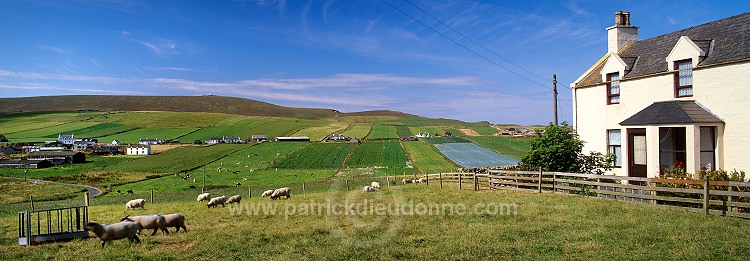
[402,178,412,184]
[226,194,242,204]
[270,187,291,200]
[371,181,381,189]
[260,190,274,197]
[162,213,187,233]
[207,195,226,208]
[363,186,376,192]
[121,215,169,236]
[196,192,210,202]
[85,221,141,248]
[125,199,146,210]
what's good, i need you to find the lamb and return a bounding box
[363,186,376,192]
[125,199,146,210]
[260,190,275,197]
[371,181,381,189]
[196,192,210,202]
[207,195,226,208]
[402,178,412,184]
[161,213,187,233]
[270,187,291,200]
[121,215,169,236]
[226,194,242,204]
[85,221,141,248]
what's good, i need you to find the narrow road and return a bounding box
[28,179,103,197]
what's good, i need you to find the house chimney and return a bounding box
[607,11,639,53]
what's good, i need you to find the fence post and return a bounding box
[346,179,350,192]
[302,182,306,195]
[727,185,733,214]
[538,167,543,193]
[386,175,389,187]
[84,192,89,206]
[648,181,656,205]
[150,189,154,204]
[459,172,462,190]
[413,172,417,181]
[473,172,478,191]
[551,173,556,193]
[439,173,443,189]
[425,174,429,186]
[248,187,252,198]
[703,176,710,215]
[31,196,35,211]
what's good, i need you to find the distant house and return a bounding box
[400,136,418,141]
[73,138,98,151]
[205,137,244,144]
[415,132,430,138]
[328,134,347,140]
[444,131,452,137]
[111,140,121,145]
[0,146,20,155]
[205,138,222,144]
[0,135,8,142]
[139,138,164,145]
[28,151,85,165]
[126,145,151,155]
[251,135,268,142]
[92,144,121,155]
[274,136,311,142]
[58,134,74,145]
[0,159,53,169]
[22,146,42,153]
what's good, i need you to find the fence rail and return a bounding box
[18,205,89,246]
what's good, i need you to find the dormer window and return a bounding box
[675,59,693,97]
[607,72,620,104]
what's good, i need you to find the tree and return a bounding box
[521,122,614,173]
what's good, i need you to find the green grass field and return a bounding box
[177,116,263,142]
[340,123,372,139]
[6,122,101,140]
[108,144,248,173]
[96,128,199,143]
[236,118,316,139]
[468,126,500,136]
[344,141,408,173]
[275,143,356,169]
[292,122,349,141]
[394,125,412,137]
[366,124,399,139]
[0,177,86,204]
[64,123,139,138]
[2,185,748,259]
[422,136,470,144]
[463,136,531,159]
[402,140,458,173]
[408,126,445,136]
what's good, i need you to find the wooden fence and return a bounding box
[421,170,750,219]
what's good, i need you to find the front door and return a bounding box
[628,128,647,178]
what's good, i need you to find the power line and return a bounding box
[378,0,552,91]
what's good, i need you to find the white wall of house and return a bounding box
[574,61,750,177]
[126,146,151,155]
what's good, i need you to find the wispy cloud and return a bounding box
[132,39,179,56]
[141,66,194,72]
[37,44,68,54]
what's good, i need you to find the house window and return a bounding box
[675,60,693,97]
[700,126,716,171]
[607,73,620,104]
[607,129,622,167]
[659,127,686,175]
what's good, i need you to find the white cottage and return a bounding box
[572,12,750,178]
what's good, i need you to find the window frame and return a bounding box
[607,129,622,168]
[606,72,620,105]
[674,59,693,98]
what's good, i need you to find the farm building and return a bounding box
[206,137,245,144]
[21,146,41,153]
[251,135,268,142]
[415,132,430,138]
[0,135,7,142]
[57,134,74,145]
[126,145,151,155]
[73,138,97,151]
[275,136,311,142]
[139,138,165,145]
[27,151,85,165]
[92,143,121,155]
[572,12,750,178]
[0,159,53,169]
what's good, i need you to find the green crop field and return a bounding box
[422,136,470,144]
[6,122,100,140]
[178,116,265,142]
[108,111,231,128]
[463,136,531,159]
[96,127,199,143]
[108,144,248,173]
[292,122,349,141]
[394,124,412,137]
[402,140,458,173]
[468,126,500,136]
[344,140,407,169]
[64,123,139,138]
[275,143,356,169]
[236,118,316,139]
[340,123,371,138]
[409,126,445,137]
[366,124,399,139]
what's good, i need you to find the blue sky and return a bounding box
[1,1,748,125]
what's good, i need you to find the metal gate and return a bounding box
[18,206,89,246]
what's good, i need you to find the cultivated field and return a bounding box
[402,141,457,173]
[464,136,531,159]
[340,124,372,139]
[343,140,409,175]
[366,124,399,139]
[435,143,520,168]
[292,122,349,141]
[275,143,356,169]
[108,144,247,173]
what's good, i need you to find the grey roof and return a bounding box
[29,151,81,156]
[620,101,723,125]
[577,12,750,87]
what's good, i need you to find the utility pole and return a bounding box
[552,74,559,126]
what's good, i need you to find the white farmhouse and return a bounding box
[572,12,750,178]
[126,145,151,155]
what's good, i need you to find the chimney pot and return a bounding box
[623,12,631,26]
[615,11,623,26]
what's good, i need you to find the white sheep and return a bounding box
[162,213,187,233]
[402,178,412,184]
[418,177,427,183]
[121,215,169,236]
[371,181,381,189]
[270,187,291,200]
[260,190,274,197]
[207,195,226,208]
[85,221,141,248]
[226,194,242,204]
[363,186,376,192]
[125,199,146,210]
[196,192,210,202]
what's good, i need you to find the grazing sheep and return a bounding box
[226,194,242,204]
[260,190,274,197]
[270,187,291,200]
[196,193,210,202]
[235,182,241,187]
[126,190,134,194]
[121,215,169,236]
[85,221,140,248]
[125,199,146,210]
[207,195,226,208]
[402,179,412,184]
[418,177,427,183]
[161,213,187,233]
[371,181,381,189]
[363,186,376,192]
